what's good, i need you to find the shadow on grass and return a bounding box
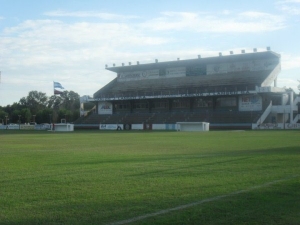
[1,176,299,225]
[135,178,300,225]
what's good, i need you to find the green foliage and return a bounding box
[36,108,53,124]
[21,108,32,123]
[11,109,22,123]
[1,90,81,123]
[0,130,299,225]
[0,109,8,124]
[19,91,48,115]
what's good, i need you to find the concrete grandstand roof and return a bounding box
[106,50,280,73]
[93,50,281,100]
[94,69,275,99]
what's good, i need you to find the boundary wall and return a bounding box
[0,124,51,130]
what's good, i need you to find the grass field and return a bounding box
[0,130,299,225]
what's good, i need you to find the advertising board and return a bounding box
[98,102,113,115]
[99,124,123,130]
[239,95,262,111]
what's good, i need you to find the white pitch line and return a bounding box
[107,175,299,225]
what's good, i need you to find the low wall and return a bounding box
[0,125,20,130]
[252,123,300,130]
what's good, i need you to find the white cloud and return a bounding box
[1,19,168,68]
[0,9,296,105]
[44,10,139,20]
[0,17,172,104]
[281,53,300,70]
[140,11,286,33]
[276,0,300,15]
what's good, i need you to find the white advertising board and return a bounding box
[0,125,20,130]
[285,123,300,129]
[118,69,159,81]
[207,59,279,75]
[99,124,123,130]
[239,95,262,111]
[165,67,186,78]
[118,67,186,82]
[98,102,113,115]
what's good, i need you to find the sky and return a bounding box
[0,0,300,106]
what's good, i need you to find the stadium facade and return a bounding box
[77,48,300,130]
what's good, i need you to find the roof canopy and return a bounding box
[94,50,281,100]
[106,51,280,73]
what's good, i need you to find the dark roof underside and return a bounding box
[94,69,273,99]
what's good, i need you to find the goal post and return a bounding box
[176,122,209,132]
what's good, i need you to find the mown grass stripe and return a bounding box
[107,175,299,225]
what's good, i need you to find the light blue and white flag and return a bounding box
[53,81,64,89]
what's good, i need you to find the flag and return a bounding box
[54,89,63,95]
[53,81,65,95]
[53,81,64,89]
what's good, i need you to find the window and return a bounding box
[116,102,129,110]
[216,97,236,107]
[173,99,190,108]
[153,101,168,108]
[194,98,212,107]
[133,102,149,109]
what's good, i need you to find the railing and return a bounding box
[293,114,300,123]
[256,101,272,124]
[293,96,300,108]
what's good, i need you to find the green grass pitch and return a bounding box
[0,130,299,225]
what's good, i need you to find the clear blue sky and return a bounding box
[0,0,299,106]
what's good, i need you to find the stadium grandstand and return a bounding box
[75,47,300,130]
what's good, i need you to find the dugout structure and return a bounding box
[76,47,300,130]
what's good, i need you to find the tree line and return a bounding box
[0,90,82,125]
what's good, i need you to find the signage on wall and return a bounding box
[238,95,262,111]
[207,59,279,75]
[98,102,113,115]
[118,67,186,82]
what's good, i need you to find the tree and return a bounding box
[48,91,81,122]
[19,91,48,115]
[47,95,62,109]
[36,108,54,124]
[0,109,8,124]
[60,91,80,111]
[11,110,22,123]
[21,108,31,123]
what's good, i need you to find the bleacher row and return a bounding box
[75,110,262,125]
